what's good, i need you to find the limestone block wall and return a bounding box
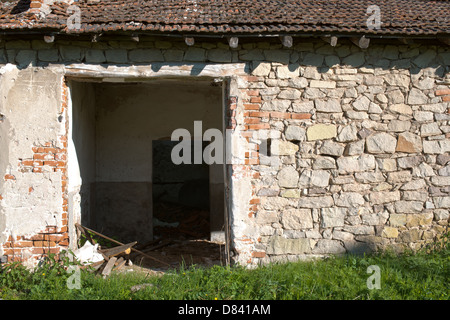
[0,36,448,266]
[234,43,450,265]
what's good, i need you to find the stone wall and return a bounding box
[234,40,450,265]
[0,36,449,266]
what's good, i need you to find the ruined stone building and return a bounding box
[0,0,449,268]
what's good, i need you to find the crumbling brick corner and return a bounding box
[0,79,70,267]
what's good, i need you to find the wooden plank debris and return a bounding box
[75,223,96,245]
[101,257,117,278]
[100,241,137,258]
[114,257,126,271]
[75,223,170,267]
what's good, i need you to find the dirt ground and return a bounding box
[123,201,227,273]
[90,201,227,276]
[128,238,226,274]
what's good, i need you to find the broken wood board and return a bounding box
[75,223,170,267]
[101,257,118,278]
[100,241,137,258]
[114,257,126,271]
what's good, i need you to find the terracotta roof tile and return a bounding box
[0,0,448,36]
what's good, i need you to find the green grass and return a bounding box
[1,237,448,300]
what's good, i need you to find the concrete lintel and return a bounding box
[64,63,249,80]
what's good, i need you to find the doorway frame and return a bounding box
[64,62,244,266]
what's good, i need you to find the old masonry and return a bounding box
[0,0,449,268]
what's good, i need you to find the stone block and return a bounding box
[292,101,314,113]
[298,169,331,188]
[352,95,371,111]
[414,111,434,122]
[406,213,433,227]
[280,189,301,198]
[397,156,423,169]
[303,53,324,66]
[336,124,358,142]
[389,214,407,227]
[320,140,345,156]
[208,49,232,62]
[434,209,449,221]
[396,132,422,153]
[298,196,334,209]
[263,49,291,63]
[386,89,405,104]
[320,207,346,228]
[240,49,265,61]
[38,49,59,62]
[325,55,340,67]
[313,156,336,170]
[413,163,435,178]
[423,141,442,154]
[163,49,184,61]
[85,49,106,63]
[276,64,300,78]
[407,88,428,105]
[431,176,450,186]
[15,50,36,66]
[413,49,437,68]
[342,225,375,235]
[261,100,291,111]
[307,124,337,141]
[105,49,128,63]
[388,104,413,115]
[334,192,365,208]
[337,154,376,174]
[266,236,311,255]
[369,191,401,205]
[257,188,279,197]
[332,230,354,242]
[394,201,424,213]
[382,227,399,238]
[280,209,313,229]
[315,99,342,113]
[289,77,309,89]
[387,171,412,184]
[343,52,365,67]
[366,132,397,154]
[400,179,427,190]
[310,80,336,88]
[346,140,365,156]
[433,196,450,208]
[354,171,385,183]
[383,74,410,87]
[345,111,369,120]
[377,158,397,172]
[388,120,411,132]
[278,89,301,100]
[420,123,442,137]
[129,49,164,62]
[402,191,428,202]
[285,126,306,141]
[313,239,346,254]
[271,140,299,156]
[277,166,299,188]
[400,229,421,242]
[250,61,271,76]
[184,47,206,61]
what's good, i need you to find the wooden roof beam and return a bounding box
[350,35,370,49]
[280,35,293,48]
